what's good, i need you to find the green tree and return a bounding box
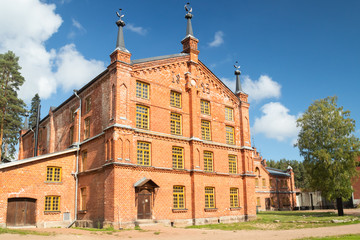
[29,93,40,128]
[0,51,26,160]
[295,96,360,216]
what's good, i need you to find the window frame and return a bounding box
[84,117,90,139]
[172,146,184,169]
[136,105,149,129]
[201,120,211,141]
[204,151,213,172]
[44,196,60,212]
[225,107,234,121]
[200,100,210,115]
[173,185,185,209]
[81,150,87,172]
[170,91,181,108]
[85,96,91,113]
[137,141,151,166]
[226,126,235,145]
[46,166,62,182]
[262,178,266,188]
[205,187,215,209]
[256,197,261,207]
[80,187,87,211]
[230,188,239,208]
[69,126,74,145]
[170,112,182,135]
[228,155,237,174]
[136,81,150,99]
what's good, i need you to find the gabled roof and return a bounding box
[134,177,159,188]
[266,167,291,177]
[131,53,189,64]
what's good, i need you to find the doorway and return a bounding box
[6,198,36,226]
[265,198,271,210]
[137,189,152,219]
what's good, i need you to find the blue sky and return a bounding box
[0,0,359,161]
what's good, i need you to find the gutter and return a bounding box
[67,90,81,228]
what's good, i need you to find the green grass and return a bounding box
[186,211,360,231]
[0,227,54,236]
[297,234,360,240]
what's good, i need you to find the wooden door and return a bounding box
[137,189,152,219]
[6,198,36,226]
[265,198,271,210]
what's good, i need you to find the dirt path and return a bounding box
[2,209,360,240]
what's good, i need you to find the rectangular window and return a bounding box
[255,178,259,187]
[173,186,185,209]
[226,126,235,145]
[257,197,261,207]
[81,151,87,172]
[80,188,86,211]
[84,117,90,139]
[270,179,274,188]
[225,107,234,121]
[204,151,213,172]
[85,96,91,113]
[170,113,182,135]
[201,120,211,141]
[45,196,60,211]
[70,107,76,122]
[69,126,74,144]
[170,91,181,108]
[228,155,237,174]
[136,81,149,99]
[262,178,266,188]
[230,188,239,208]
[172,146,184,169]
[137,141,150,166]
[205,187,215,208]
[136,105,149,129]
[200,100,210,115]
[46,166,61,182]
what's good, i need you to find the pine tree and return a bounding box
[29,93,40,128]
[295,96,360,216]
[0,51,26,160]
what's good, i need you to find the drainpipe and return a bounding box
[68,89,81,228]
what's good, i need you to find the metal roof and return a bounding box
[131,53,189,64]
[266,167,291,177]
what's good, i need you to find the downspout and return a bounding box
[68,90,81,228]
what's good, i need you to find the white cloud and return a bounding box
[72,18,84,31]
[243,75,281,102]
[55,44,105,92]
[253,102,299,142]
[127,23,147,35]
[208,31,224,47]
[0,0,105,101]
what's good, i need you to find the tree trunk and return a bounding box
[336,197,344,216]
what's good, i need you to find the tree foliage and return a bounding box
[29,93,40,128]
[266,159,310,190]
[295,96,360,202]
[0,51,26,160]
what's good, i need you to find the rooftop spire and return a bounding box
[184,3,195,38]
[234,61,242,93]
[115,9,129,53]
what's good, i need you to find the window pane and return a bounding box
[136,81,149,99]
[201,100,210,115]
[136,105,149,129]
[229,155,237,174]
[172,147,184,169]
[226,126,235,145]
[201,120,211,141]
[170,91,181,108]
[204,151,213,172]
[137,142,150,166]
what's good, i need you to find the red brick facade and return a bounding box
[352,156,360,206]
[0,12,282,228]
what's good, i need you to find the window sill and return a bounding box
[204,208,218,212]
[78,210,87,214]
[172,208,188,213]
[44,181,63,184]
[44,211,61,215]
[230,207,242,211]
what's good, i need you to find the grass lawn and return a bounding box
[186,211,360,231]
[0,227,54,236]
[297,234,360,240]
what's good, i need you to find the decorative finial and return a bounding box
[185,3,192,14]
[116,9,125,27]
[234,61,243,94]
[115,8,129,53]
[184,2,194,38]
[234,61,241,75]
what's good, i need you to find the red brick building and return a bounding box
[253,150,296,211]
[352,156,360,207]
[0,6,294,228]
